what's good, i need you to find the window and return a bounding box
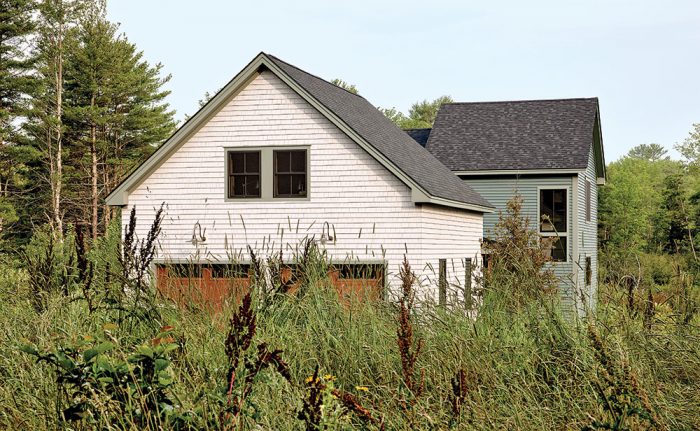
[228,151,260,198]
[539,189,567,233]
[585,180,592,222]
[335,264,384,280]
[551,237,567,262]
[225,147,309,200]
[585,256,592,286]
[210,264,251,279]
[539,188,568,262]
[438,259,447,306]
[274,150,307,198]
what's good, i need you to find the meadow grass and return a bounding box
[1,250,699,430]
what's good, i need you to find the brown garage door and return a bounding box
[156,263,250,312]
[329,264,385,303]
[156,262,385,310]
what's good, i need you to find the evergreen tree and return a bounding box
[63,2,175,237]
[0,0,36,244]
[24,0,85,240]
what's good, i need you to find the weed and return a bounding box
[396,256,424,400]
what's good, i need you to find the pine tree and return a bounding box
[0,0,36,243]
[64,2,175,237]
[25,0,85,240]
[64,1,115,239]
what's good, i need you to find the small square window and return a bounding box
[274,150,307,198]
[228,151,261,198]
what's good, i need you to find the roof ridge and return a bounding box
[444,97,599,106]
[264,53,366,100]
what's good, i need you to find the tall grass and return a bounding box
[2,262,698,429]
[1,214,699,429]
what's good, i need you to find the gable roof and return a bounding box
[106,53,493,212]
[425,98,605,178]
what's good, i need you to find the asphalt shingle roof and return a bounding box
[267,54,493,209]
[425,98,599,172]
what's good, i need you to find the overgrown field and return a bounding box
[1,234,699,430]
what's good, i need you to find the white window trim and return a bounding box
[536,185,571,263]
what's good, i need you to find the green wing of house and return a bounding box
[406,98,606,313]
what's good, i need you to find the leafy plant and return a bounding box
[20,324,192,428]
[483,194,558,309]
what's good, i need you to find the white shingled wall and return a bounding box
[122,70,482,298]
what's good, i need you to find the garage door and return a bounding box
[156,263,250,312]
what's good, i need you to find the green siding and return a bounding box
[576,147,599,312]
[462,175,578,310]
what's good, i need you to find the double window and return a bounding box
[539,188,568,262]
[226,148,308,200]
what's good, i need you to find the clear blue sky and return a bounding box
[107,0,700,162]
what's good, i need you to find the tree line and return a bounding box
[0,0,175,249]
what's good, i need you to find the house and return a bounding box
[106,52,604,311]
[406,99,605,312]
[105,52,494,307]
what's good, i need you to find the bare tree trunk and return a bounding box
[90,94,98,240]
[103,166,111,228]
[51,22,64,241]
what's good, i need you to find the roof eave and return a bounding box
[455,168,582,176]
[412,189,494,213]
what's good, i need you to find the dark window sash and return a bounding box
[539,189,568,234]
[273,149,307,198]
[228,151,261,198]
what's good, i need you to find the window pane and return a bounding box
[245,175,260,197]
[553,190,567,232]
[291,174,306,196]
[540,190,554,232]
[551,237,567,262]
[290,150,306,172]
[276,174,291,196]
[233,175,245,196]
[230,152,245,174]
[246,152,260,174]
[275,151,290,173]
[540,189,567,233]
[228,177,235,198]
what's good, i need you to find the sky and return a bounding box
[107,0,700,162]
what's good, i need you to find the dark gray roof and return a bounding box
[267,54,493,209]
[426,98,599,172]
[404,128,431,147]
